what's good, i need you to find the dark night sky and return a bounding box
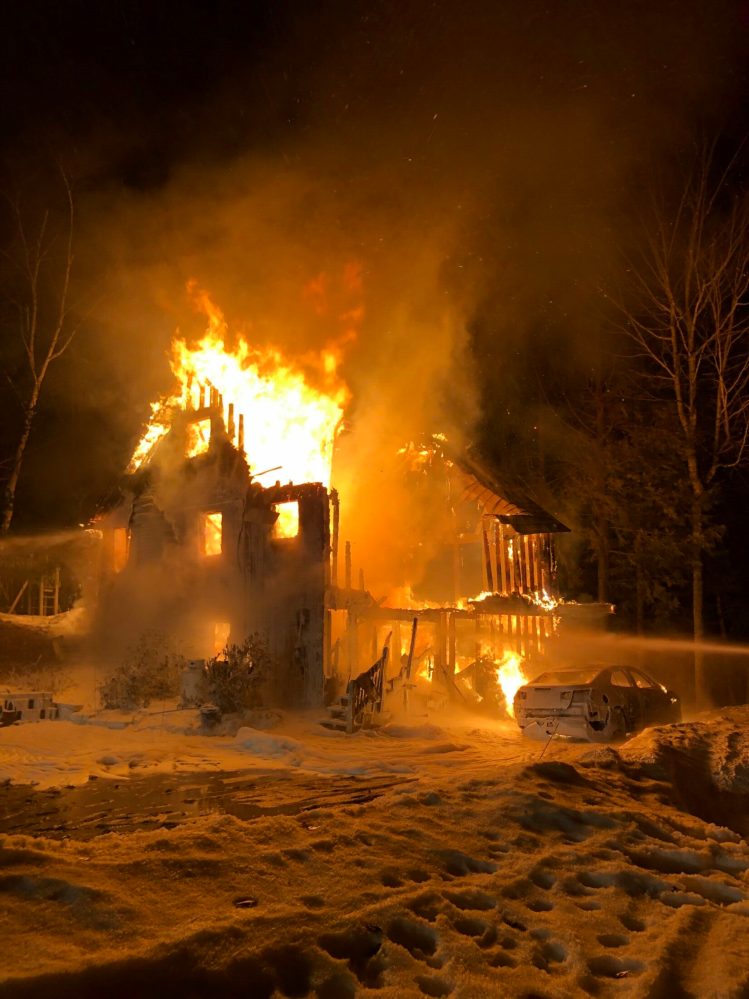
[1,0,748,530]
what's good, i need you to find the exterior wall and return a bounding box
[95,420,330,708]
[242,483,329,707]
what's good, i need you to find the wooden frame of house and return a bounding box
[325,447,573,692]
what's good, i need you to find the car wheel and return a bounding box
[588,707,627,743]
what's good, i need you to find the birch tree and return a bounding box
[0,169,76,535]
[622,149,749,702]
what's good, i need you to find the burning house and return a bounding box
[97,404,332,707]
[95,287,346,708]
[95,291,575,714]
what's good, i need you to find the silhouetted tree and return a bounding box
[0,168,76,535]
[619,147,749,701]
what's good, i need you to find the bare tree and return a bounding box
[0,169,76,535]
[621,147,749,702]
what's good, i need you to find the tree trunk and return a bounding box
[0,404,35,536]
[634,531,645,635]
[691,496,707,707]
[596,535,608,604]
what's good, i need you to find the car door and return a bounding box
[608,669,640,729]
[628,669,664,724]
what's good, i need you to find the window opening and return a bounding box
[213,621,231,655]
[201,512,223,556]
[272,501,299,539]
[610,670,632,687]
[186,418,211,459]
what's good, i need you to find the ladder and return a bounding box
[39,568,60,616]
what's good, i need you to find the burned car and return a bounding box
[513,665,681,742]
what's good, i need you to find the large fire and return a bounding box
[128,285,349,486]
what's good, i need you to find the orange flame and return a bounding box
[495,652,529,718]
[128,285,350,486]
[272,501,300,539]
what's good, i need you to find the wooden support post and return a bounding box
[227,402,235,439]
[38,576,44,616]
[359,568,365,592]
[480,523,490,592]
[238,414,245,452]
[345,541,352,590]
[406,617,418,678]
[498,523,507,594]
[331,490,340,589]
[53,567,60,616]
[509,536,516,593]
[448,611,456,676]
[524,535,533,591]
[436,610,447,683]
[489,519,499,594]
[404,616,418,712]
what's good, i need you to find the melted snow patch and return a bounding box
[234,728,305,759]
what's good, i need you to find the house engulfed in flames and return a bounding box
[96,296,577,711]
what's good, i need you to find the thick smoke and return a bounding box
[20,0,744,590]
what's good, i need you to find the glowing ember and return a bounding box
[527,589,559,612]
[273,501,300,539]
[128,284,349,486]
[495,652,529,718]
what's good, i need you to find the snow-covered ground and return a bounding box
[1,703,748,997]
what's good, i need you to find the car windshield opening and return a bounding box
[530,669,600,685]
